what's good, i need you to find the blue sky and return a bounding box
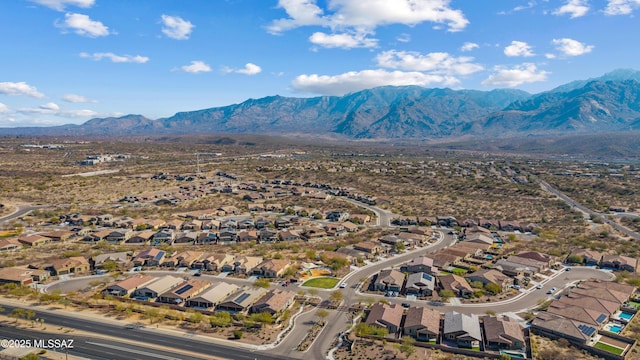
[1,0,639,127]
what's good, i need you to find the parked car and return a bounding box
[401,302,410,308]
[536,284,543,290]
[339,282,347,288]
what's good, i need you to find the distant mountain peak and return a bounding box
[0,69,639,140]
[550,68,640,94]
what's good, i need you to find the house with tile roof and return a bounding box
[365,303,404,335]
[131,275,183,299]
[403,307,440,342]
[482,316,525,350]
[374,269,405,293]
[250,289,296,315]
[217,287,268,313]
[443,311,482,348]
[103,275,156,296]
[157,279,211,304]
[185,282,239,310]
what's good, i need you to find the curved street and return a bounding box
[533,175,640,240]
[0,204,43,224]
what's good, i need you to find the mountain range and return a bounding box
[3,69,640,140]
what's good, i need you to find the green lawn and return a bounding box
[594,342,624,355]
[451,267,468,275]
[302,277,340,289]
[629,301,640,308]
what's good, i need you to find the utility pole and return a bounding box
[196,153,200,174]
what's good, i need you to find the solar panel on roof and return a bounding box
[578,324,596,337]
[235,293,251,303]
[154,252,164,261]
[596,314,607,323]
[175,284,193,295]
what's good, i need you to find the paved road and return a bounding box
[366,266,615,314]
[0,205,43,224]
[340,197,396,227]
[0,326,209,360]
[298,231,456,359]
[0,301,291,360]
[533,175,640,240]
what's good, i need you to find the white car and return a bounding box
[536,284,543,290]
[339,282,347,288]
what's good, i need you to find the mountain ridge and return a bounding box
[2,69,640,140]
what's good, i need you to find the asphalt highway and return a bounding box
[0,304,290,360]
[0,325,210,360]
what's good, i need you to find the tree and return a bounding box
[209,312,232,327]
[188,311,204,324]
[394,242,406,253]
[397,336,416,357]
[315,309,329,323]
[566,254,584,264]
[484,283,502,295]
[249,312,274,325]
[20,353,40,360]
[306,249,317,261]
[439,289,455,300]
[144,308,160,324]
[101,260,118,272]
[10,308,25,322]
[329,291,343,304]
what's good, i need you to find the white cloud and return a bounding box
[552,38,594,56]
[62,94,94,103]
[222,63,263,75]
[460,42,479,52]
[161,15,194,40]
[57,13,110,37]
[40,102,60,111]
[80,52,149,63]
[604,0,640,15]
[545,53,557,59]
[309,31,378,49]
[375,50,483,75]
[553,0,590,18]
[268,0,469,35]
[396,33,411,43]
[498,1,536,15]
[237,63,262,75]
[28,0,94,11]
[292,69,459,96]
[504,41,535,57]
[181,61,212,73]
[481,63,549,87]
[0,81,45,98]
[64,109,98,117]
[0,103,10,113]
[18,102,97,118]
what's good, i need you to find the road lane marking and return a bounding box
[85,341,184,360]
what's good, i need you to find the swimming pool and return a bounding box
[620,311,634,321]
[608,324,622,333]
[500,351,525,358]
